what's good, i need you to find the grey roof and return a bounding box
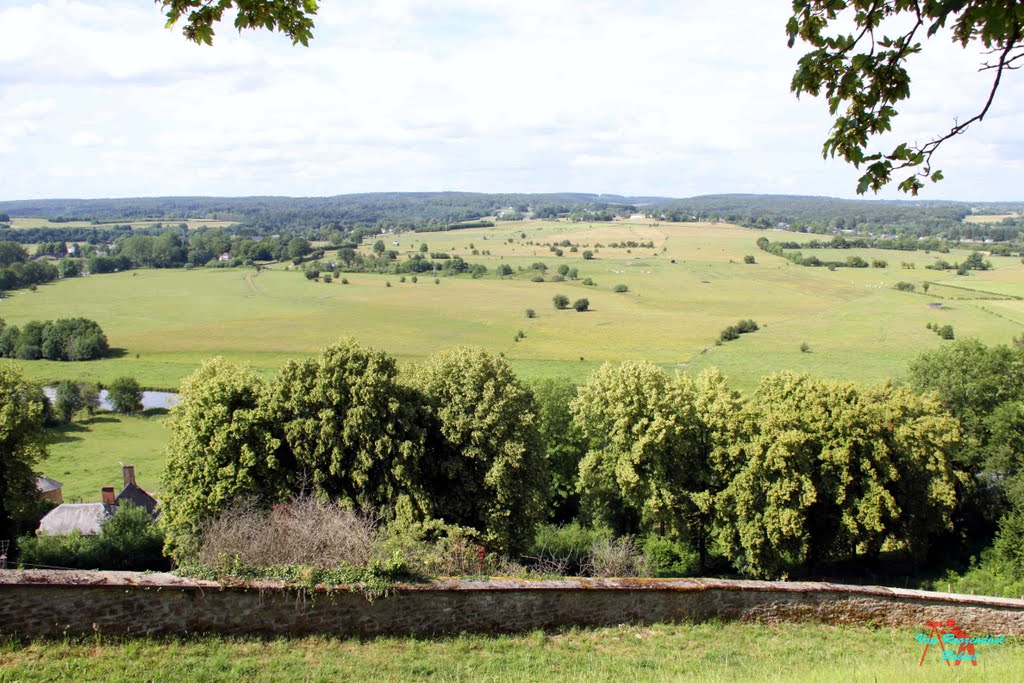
[38,503,116,536]
[36,476,63,493]
[116,483,158,515]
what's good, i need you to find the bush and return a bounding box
[585,537,646,577]
[525,308,536,318]
[108,377,143,414]
[641,535,699,577]
[553,294,570,310]
[434,278,440,284]
[938,324,955,340]
[735,319,759,334]
[719,326,740,342]
[573,298,590,312]
[550,274,565,282]
[895,281,916,292]
[613,284,628,293]
[528,523,612,575]
[198,498,377,570]
[800,341,811,353]
[531,275,545,282]
[19,504,167,571]
[341,277,349,284]
[582,278,595,286]
[743,254,756,264]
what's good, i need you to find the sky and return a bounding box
[1,0,1021,201]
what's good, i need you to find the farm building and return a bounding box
[37,466,159,536]
[35,476,63,505]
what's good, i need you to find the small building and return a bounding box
[37,466,159,536]
[927,302,944,310]
[36,476,63,505]
[218,252,231,262]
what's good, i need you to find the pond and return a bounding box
[42,386,179,412]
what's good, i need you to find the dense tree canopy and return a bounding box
[0,367,48,552]
[789,1,1024,195]
[162,358,289,563]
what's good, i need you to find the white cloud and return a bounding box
[0,0,1020,200]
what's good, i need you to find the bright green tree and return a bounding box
[572,362,743,570]
[161,358,290,564]
[53,380,84,423]
[107,377,143,414]
[530,378,587,524]
[0,367,48,553]
[410,347,548,554]
[716,373,959,578]
[266,338,429,519]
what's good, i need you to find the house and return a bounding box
[37,465,159,536]
[36,476,63,505]
[218,252,231,262]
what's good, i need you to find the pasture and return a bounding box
[43,412,168,501]
[3,219,1023,395]
[1,622,1020,682]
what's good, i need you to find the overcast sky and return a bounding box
[1,0,1021,201]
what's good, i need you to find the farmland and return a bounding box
[8,218,1024,496]
[2,219,1022,393]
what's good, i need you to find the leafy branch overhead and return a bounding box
[159,0,319,46]
[788,0,1023,195]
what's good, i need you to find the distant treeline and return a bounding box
[650,194,1024,242]
[0,193,646,235]
[0,241,58,293]
[0,317,108,361]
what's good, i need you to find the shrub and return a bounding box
[735,319,759,334]
[386,281,392,287]
[557,264,570,276]
[938,324,955,340]
[19,504,167,571]
[434,278,440,284]
[895,281,916,292]
[641,535,699,577]
[525,308,536,318]
[531,275,545,282]
[743,254,756,264]
[323,275,332,283]
[613,283,628,293]
[553,294,570,310]
[108,377,143,414]
[411,276,418,283]
[550,274,565,282]
[719,326,740,342]
[582,278,595,286]
[800,341,811,353]
[573,298,590,312]
[582,250,594,260]
[198,498,378,570]
[585,537,646,577]
[528,523,612,575]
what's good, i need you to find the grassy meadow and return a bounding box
[43,411,169,502]
[7,217,237,230]
[7,218,1024,493]
[3,219,1023,393]
[1,622,1020,682]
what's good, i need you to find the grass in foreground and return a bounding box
[0,622,1019,682]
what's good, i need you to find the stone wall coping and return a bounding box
[2,569,1023,610]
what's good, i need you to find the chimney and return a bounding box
[101,486,115,505]
[122,465,136,488]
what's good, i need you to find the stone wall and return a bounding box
[2,570,1023,638]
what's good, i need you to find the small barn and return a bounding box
[36,476,63,505]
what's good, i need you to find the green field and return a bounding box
[3,220,1022,395]
[42,412,168,502]
[1,622,1019,682]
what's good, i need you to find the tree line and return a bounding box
[0,318,108,361]
[151,338,1024,582]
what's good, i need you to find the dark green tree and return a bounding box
[107,377,143,414]
[788,1,1024,194]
